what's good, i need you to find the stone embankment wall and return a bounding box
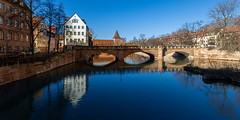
[0,51,76,86]
[194,48,240,61]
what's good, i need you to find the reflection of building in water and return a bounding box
[63,74,88,106]
[93,53,116,66]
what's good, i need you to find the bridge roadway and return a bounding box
[74,46,197,62]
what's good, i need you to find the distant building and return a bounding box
[0,0,32,55]
[63,13,91,46]
[93,30,122,46]
[33,16,48,52]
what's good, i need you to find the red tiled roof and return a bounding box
[46,26,57,34]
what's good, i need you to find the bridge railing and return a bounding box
[73,45,199,50]
[74,46,140,49]
[140,46,198,49]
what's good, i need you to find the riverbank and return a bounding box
[194,48,240,61]
[0,51,76,86]
[184,66,240,85]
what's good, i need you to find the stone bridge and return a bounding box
[74,46,198,62]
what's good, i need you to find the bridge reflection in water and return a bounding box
[0,55,240,120]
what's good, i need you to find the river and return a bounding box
[0,54,240,120]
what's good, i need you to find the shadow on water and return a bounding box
[0,56,240,120]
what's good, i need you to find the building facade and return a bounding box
[33,16,48,52]
[64,13,90,46]
[0,0,32,55]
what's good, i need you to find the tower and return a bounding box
[113,30,121,45]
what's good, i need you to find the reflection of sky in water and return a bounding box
[124,53,150,65]
[93,62,112,66]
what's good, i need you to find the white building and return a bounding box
[64,13,90,46]
[193,29,217,48]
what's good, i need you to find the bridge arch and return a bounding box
[163,47,194,59]
[75,46,157,63]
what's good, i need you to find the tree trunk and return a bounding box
[57,34,59,52]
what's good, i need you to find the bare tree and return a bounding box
[172,21,203,46]
[209,0,239,50]
[89,28,97,40]
[16,0,42,54]
[39,0,57,54]
[55,3,66,52]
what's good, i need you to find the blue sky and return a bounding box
[57,0,222,41]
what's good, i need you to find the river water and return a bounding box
[0,54,240,120]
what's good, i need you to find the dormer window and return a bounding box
[72,19,78,23]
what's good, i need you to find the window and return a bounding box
[66,32,69,35]
[21,22,24,28]
[74,32,76,35]
[66,39,69,42]
[66,25,69,28]
[74,26,76,29]
[14,33,19,40]
[72,19,78,23]
[0,3,4,9]
[0,31,3,39]
[7,18,12,26]
[21,12,24,17]
[82,32,84,35]
[15,46,19,52]
[20,1,24,6]
[0,46,4,53]
[0,16,3,24]
[7,32,12,40]
[7,6,12,12]
[70,32,73,35]
[14,9,18,14]
[21,34,24,41]
[14,20,18,27]
[7,46,12,53]
[78,26,80,29]
[82,26,84,29]
[26,35,29,41]
[78,32,80,35]
[70,26,72,29]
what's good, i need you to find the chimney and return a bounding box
[65,18,70,22]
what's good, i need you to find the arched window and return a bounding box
[0,16,3,24]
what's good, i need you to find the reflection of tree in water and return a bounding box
[125,53,150,64]
[173,72,240,119]
[63,74,88,107]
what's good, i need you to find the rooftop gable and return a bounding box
[64,13,87,26]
